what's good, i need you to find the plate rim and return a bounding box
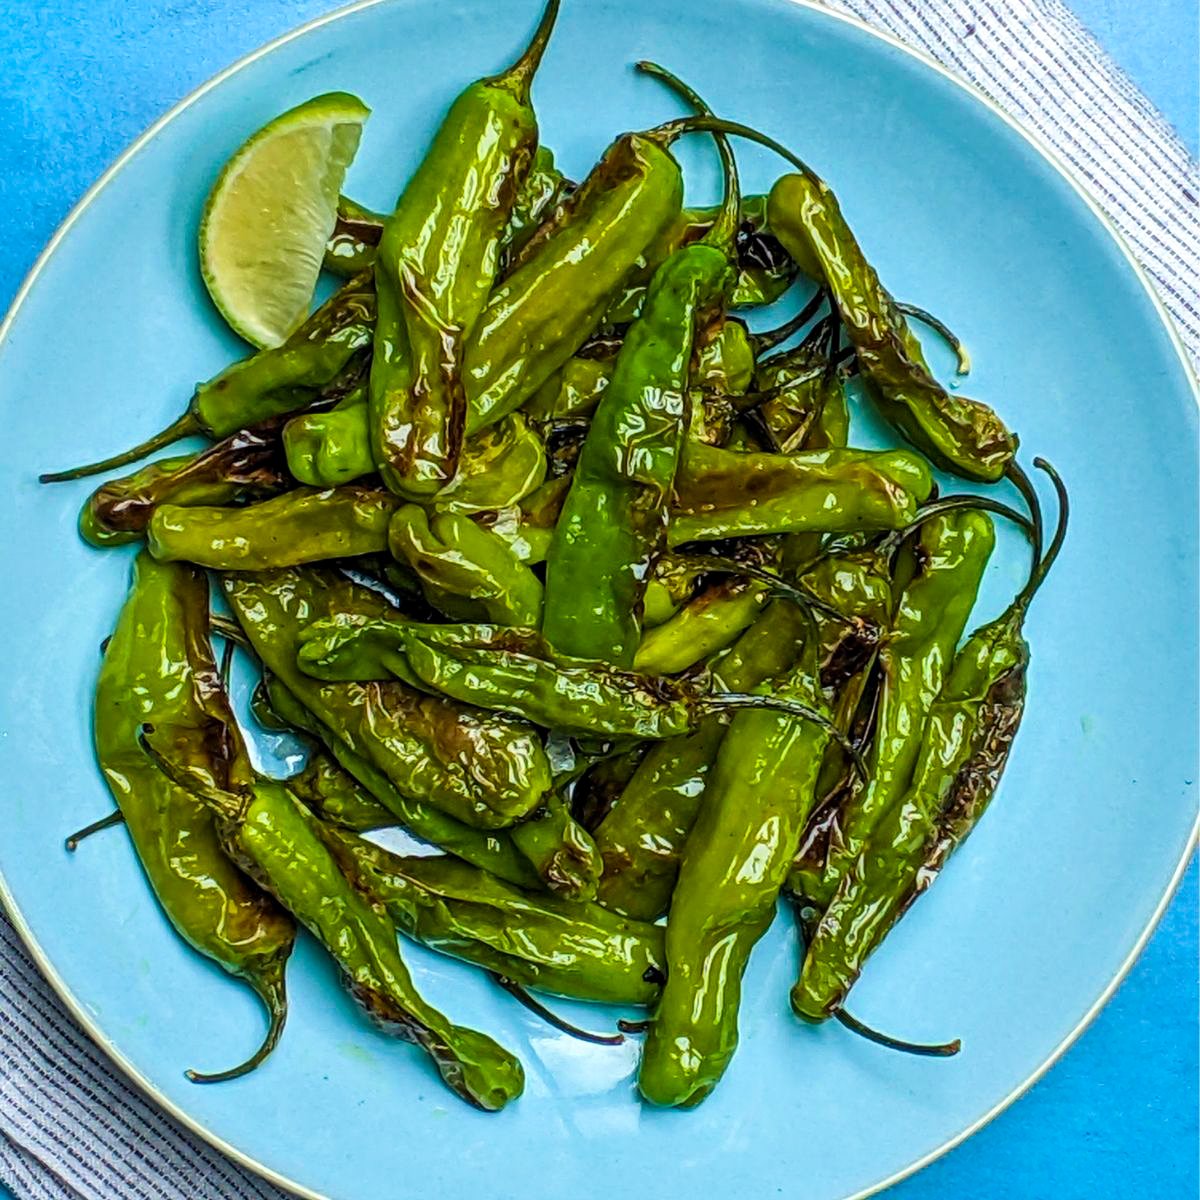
[0,1,1196,1197]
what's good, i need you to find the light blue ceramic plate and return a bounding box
[0,1,1195,1197]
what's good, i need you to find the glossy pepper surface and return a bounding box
[260,673,541,888]
[793,464,1066,1020]
[80,419,289,547]
[812,510,996,908]
[669,444,932,544]
[369,0,560,497]
[94,552,294,1080]
[321,830,663,1005]
[224,569,552,830]
[639,614,830,1106]
[594,600,809,920]
[767,173,1016,482]
[147,486,397,569]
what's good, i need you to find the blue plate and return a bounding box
[0,1,1195,1197]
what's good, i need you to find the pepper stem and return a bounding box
[494,0,561,102]
[751,288,828,354]
[895,302,971,375]
[1004,459,1045,568]
[188,965,288,1083]
[490,974,624,1046]
[39,411,200,483]
[64,809,125,852]
[900,495,1037,543]
[834,1007,961,1058]
[1017,457,1069,607]
[635,62,741,257]
[666,552,848,622]
[650,115,820,183]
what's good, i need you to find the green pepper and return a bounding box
[146,486,397,569]
[369,0,560,496]
[639,611,830,1107]
[632,578,768,675]
[79,418,289,547]
[42,273,376,482]
[669,444,933,544]
[594,600,810,920]
[810,511,996,911]
[542,69,740,666]
[752,331,848,454]
[320,831,663,1005]
[507,789,602,901]
[324,147,570,280]
[767,173,1016,482]
[261,673,542,888]
[523,356,613,422]
[142,742,524,1112]
[225,569,552,830]
[433,414,547,513]
[389,504,544,625]
[285,746,397,832]
[93,553,294,1081]
[793,463,1066,1021]
[283,389,374,488]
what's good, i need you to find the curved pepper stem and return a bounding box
[751,289,828,355]
[834,1007,961,1058]
[635,62,741,258]
[490,974,625,1046]
[64,809,125,852]
[187,965,288,1084]
[649,114,821,184]
[1016,457,1068,608]
[492,0,561,102]
[895,302,972,376]
[665,552,848,623]
[40,411,200,484]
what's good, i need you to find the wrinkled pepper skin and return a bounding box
[389,505,544,626]
[464,132,685,432]
[632,578,767,675]
[639,625,830,1107]
[283,390,375,488]
[434,414,547,513]
[80,419,289,547]
[322,195,385,277]
[94,553,294,1076]
[147,486,397,569]
[369,0,560,496]
[507,789,602,901]
[668,444,933,544]
[768,174,1016,482]
[543,243,735,665]
[594,601,809,920]
[202,776,524,1110]
[321,831,664,1005]
[793,599,1031,1023]
[262,674,542,888]
[224,569,552,830]
[811,511,996,909]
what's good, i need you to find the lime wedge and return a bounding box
[199,91,370,348]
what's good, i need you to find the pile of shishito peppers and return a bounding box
[48,0,1068,1111]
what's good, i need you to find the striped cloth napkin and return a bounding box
[1,2,1196,1198]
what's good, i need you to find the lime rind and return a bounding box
[199,91,370,349]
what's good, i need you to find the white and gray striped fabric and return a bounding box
[1,2,1196,1198]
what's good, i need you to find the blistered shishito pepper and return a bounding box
[321,830,663,1005]
[224,569,552,830]
[542,67,740,665]
[632,578,768,675]
[507,790,603,901]
[793,463,1067,1021]
[368,0,560,496]
[80,417,290,547]
[669,444,933,544]
[640,609,830,1107]
[767,173,1016,481]
[92,553,294,1081]
[389,505,544,626]
[260,673,541,888]
[43,273,376,482]
[810,510,996,910]
[594,600,809,920]
[147,486,397,569]
[141,738,524,1112]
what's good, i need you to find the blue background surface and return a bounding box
[0,1,1195,1196]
